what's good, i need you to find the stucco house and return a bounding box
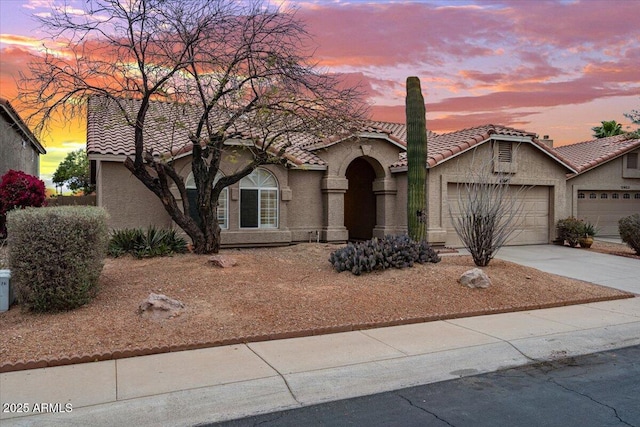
[87,97,580,248]
[0,98,46,177]
[556,134,640,237]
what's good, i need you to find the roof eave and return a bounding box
[566,141,640,178]
[0,100,47,155]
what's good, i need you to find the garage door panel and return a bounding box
[577,191,640,237]
[447,184,549,247]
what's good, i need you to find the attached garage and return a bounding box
[577,191,640,237]
[446,184,550,247]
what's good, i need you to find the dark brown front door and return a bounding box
[344,158,376,240]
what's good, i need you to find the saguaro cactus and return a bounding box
[405,76,428,242]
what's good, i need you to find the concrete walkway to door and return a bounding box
[496,245,640,294]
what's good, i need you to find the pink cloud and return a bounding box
[298,2,506,68]
[503,0,639,51]
[370,104,539,134]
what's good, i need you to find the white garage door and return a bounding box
[577,191,640,237]
[446,184,550,247]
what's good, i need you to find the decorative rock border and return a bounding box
[0,293,634,374]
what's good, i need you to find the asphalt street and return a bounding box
[207,345,640,427]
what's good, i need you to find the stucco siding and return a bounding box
[393,173,408,235]
[567,152,640,236]
[98,161,172,230]
[0,118,40,177]
[566,154,640,216]
[314,136,404,241]
[425,142,568,246]
[288,169,324,242]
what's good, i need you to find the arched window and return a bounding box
[578,193,585,199]
[186,172,228,229]
[240,169,278,228]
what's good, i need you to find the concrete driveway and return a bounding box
[496,244,639,294]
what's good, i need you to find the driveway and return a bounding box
[496,245,639,294]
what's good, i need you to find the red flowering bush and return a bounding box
[0,170,47,238]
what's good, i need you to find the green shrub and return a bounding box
[7,206,108,312]
[619,214,640,255]
[557,217,585,247]
[329,234,441,276]
[108,226,187,258]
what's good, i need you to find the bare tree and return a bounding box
[449,145,529,266]
[19,0,367,254]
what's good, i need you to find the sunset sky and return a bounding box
[1,0,639,189]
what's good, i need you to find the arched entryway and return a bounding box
[344,157,377,240]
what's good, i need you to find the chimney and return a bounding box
[539,135,553,147]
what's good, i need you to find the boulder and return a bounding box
[459,268,491,289]
[139,293,184,319]
[208,255,237,268]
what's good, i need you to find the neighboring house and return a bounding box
[87,97,577,248]
[0,98,46,177]
[556,134,640,237]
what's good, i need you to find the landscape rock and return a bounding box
[208,255,237,268]
[459,268,492,289]
[139,293,184,320]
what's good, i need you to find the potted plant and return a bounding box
[579,222,596,248]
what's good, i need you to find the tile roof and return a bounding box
[87,98,579,173]
[0,97,46,154]
[86,97,327,167]
[554,134,640,174]
[389,124,572,169]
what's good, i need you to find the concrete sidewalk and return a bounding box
[1,245,639,426]
[2,297,639,427]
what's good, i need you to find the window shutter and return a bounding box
[627,153,638,169]
[240,189,259,228]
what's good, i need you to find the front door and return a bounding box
[344,158,376,240]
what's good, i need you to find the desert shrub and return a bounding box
[108,226,187,258]
[618,214,640,255]
[557,217,585,247]
[7,206,108,312]
[329,234,441,276]
[0,169,47,238]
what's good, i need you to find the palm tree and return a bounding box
[592,120,624,138]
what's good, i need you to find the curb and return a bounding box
[0,293,633,374]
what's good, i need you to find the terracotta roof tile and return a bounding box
[554,134,640,174]
[87,98,583,173]
[87,97,327,166]
[390,124,550,168]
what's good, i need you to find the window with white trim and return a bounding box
[612,193,619,199]
[589,193,596,199]
[578,193,585,199]
[240,168,278,229]
[623,193,631,199]
[186,172,228,229]
[600,193,608,199]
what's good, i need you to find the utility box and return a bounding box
[0,270,13,312]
